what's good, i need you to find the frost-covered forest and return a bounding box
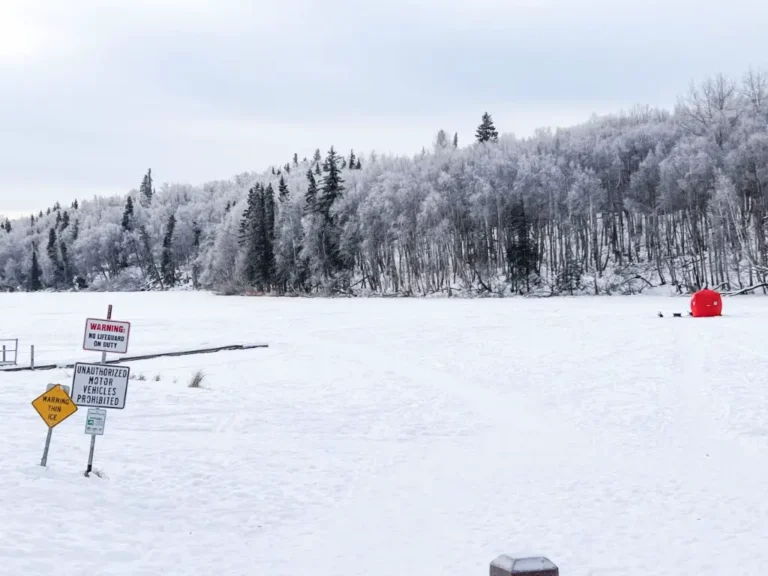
[2,71,768,296]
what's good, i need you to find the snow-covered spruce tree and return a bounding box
[304,170,318,213]
[238,185,262,289]
[28,246,42,291]
[307,146,348,287]
[59,239,72,288]
[139,169,154,206]
[122,197,134,230]
[263,183,276,288]
[46,228,64,287]
[278,175,290,203]
[476,112,498,143]
[161,214,176,288]
[237,184,275,292]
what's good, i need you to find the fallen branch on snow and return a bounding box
[723,283,768,296]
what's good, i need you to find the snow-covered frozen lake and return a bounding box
[2,292,768,576]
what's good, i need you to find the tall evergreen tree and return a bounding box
[349,150,357,169]
[263,183,276,288]
[313,147,347,280]
[122,196,134,230]
[47,228,64,285]
[278,175,290,203]
[29,248,42,291]
[284,163,291,173]
[140,169,154,205]
[476,112,498,143]
[72,199,79,209]
[318,147,344,218]
[47,228,57,261]
[313,149,322,164]
[314,162,322,176]
[193,222,202,248]
[239,186,263,288]
[55,211,62,227]
[453,132,458,147]
[435,130,449,149]
[355,158,362,170]
[60,240,71,287]
[305,169,318,213]
[293,153,299,167]
[161,214,176,288]
[61,211,70,231]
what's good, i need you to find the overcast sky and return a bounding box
[1,0,767,216]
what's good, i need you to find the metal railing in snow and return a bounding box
[0,338,19,366]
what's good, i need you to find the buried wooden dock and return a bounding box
[0,343,268,373]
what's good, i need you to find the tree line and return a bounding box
[1,69,767,296]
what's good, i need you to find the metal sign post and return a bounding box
[86,305,111,477]
[40,428,53,467]
[32,384,76,467]
[85,408,106,475]
[74,304,132,477]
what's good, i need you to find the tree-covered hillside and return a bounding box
[2,71,767,296]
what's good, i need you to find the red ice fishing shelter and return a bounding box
[691,288,722,318]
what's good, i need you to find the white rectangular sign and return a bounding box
[71,363,131,409]
[84,408,107,435]
[83,318,131,354]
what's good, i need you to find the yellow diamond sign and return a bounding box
[32,385,78,428]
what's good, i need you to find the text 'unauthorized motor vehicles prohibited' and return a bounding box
[84,408,107,435]
[83,318,131,354]
[32,385,78,428]
[71,363,131,409]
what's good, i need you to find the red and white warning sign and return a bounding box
[83,318,131,354]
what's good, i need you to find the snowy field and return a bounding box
[2,292,768,576]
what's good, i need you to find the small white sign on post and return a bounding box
[84,408,107,435]
[71,363,131,410]
[83,318,131,354]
